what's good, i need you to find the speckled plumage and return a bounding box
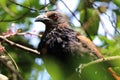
[35,11,103,79]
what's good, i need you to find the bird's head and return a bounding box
[35,11,69,28]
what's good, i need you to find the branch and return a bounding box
[60,0,81,23]
[0,11,29,22]
[16,32,40,37]
[108,67,120,80]
[81,56,120,68]
[79,56,120,80]
[0,56,23,80]
[8,0,50,12]
[8,0,38,12]
[0,35,40,55]
[104,12,120,34]
[60,0,92,40]
[96,10,114,38]
[0,0,51,22]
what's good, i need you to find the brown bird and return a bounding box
[35,11,103,80]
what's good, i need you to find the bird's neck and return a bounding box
[58,22,69,28]
[43,22,70,38]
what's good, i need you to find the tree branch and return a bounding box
[8,0,50,12]
[0,56,23,80]
[0,35,40,55]
[81,56,120,68]
[79,56,120,80]
[0,11,30,22]
[8,0,38,12]
[0,0,51,22]
[60,0,92,40]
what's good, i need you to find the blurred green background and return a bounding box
[0,0,120,80]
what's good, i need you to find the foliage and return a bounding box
[0,0,120,80]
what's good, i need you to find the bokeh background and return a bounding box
[0,0,120,80]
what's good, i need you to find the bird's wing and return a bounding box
[77,35,103,59]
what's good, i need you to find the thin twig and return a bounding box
[100,16,114,38]
[104,12,120,34]
[4,50,19,71]
[0,35,40,55]
[60,0,92,40]
[81,56,120,80]
[8,0,50,12]
[0,11,29,22]
[60,0,81,24]
[82,56,120,68]
[96,10,114,38]
[93,2,120,36]
[0,57,23,80]
[16,32,40,37]
[108,67,120,80]
[8,0,38,12]
[0,0,51,22]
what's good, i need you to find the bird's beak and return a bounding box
[35,15,50,22]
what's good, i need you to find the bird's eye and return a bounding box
[53,14,58,20]
[50,14,58,21]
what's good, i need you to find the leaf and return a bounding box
[0,0,7,5]
[113,0,120,7]
[77,0,84,11]
[80,56,120,80]
[116,16,120,28]
[98,36,115,45]
[80,9,100,35]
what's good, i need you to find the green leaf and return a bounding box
[77,0,84,11]
[0,0,7,5]
[80,9,100,35]
[116,16,120,28]
[80,56,120,80]
[113,0,120,7]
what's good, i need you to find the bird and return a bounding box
[35,11,103,80]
